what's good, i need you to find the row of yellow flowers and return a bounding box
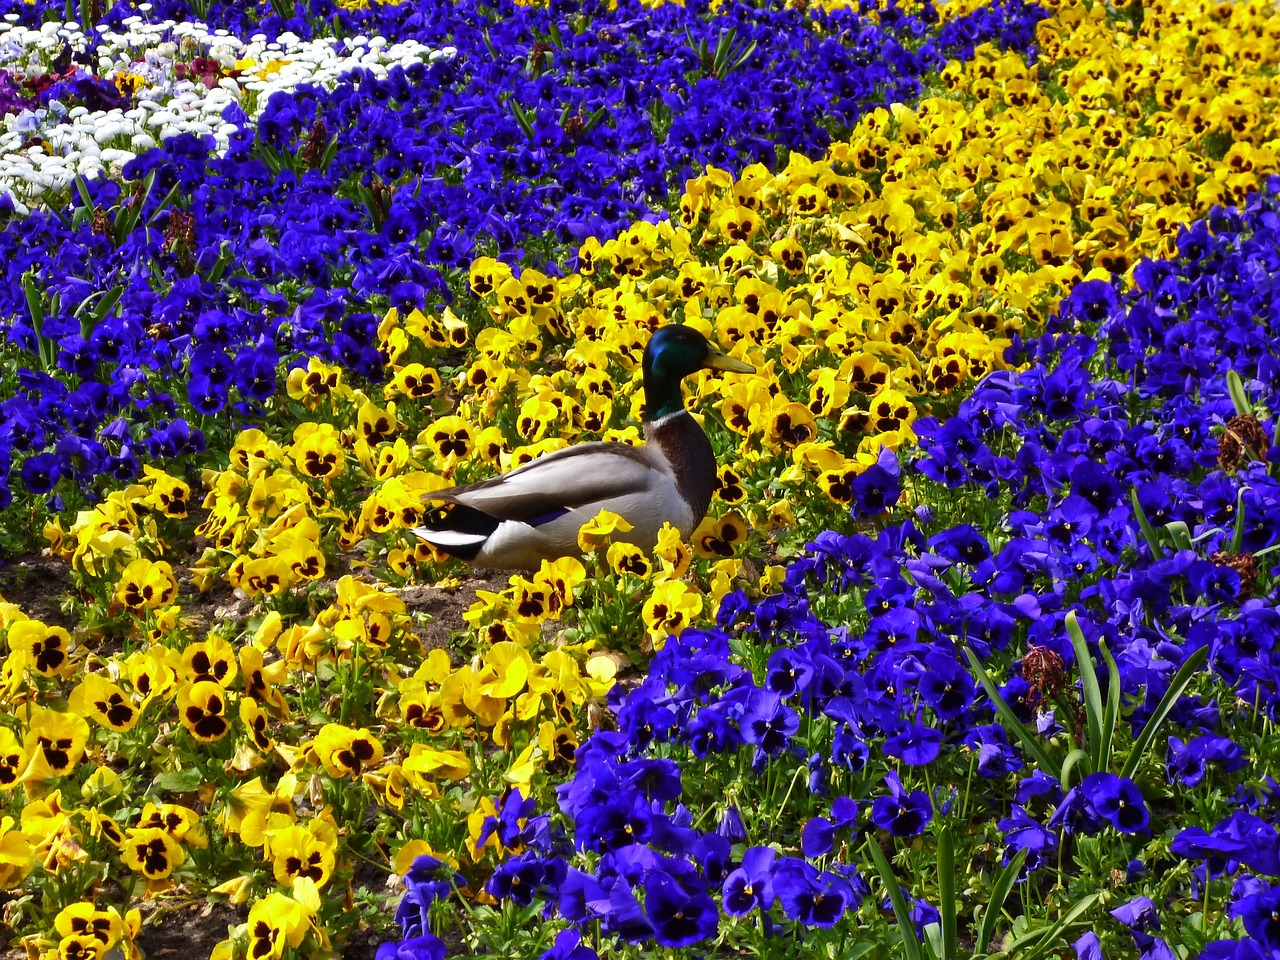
[5,0,1280,956]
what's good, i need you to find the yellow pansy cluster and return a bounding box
[43,465,190,582]
[10,490,613,960]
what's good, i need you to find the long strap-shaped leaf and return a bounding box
[1129,488,1165,560]
[1010,893,1101,960]
[973,848,1028,957]
[1066,611,1104,775]
[933,825,957,960]
[964,647,1061,782]
[1119,646,1209,782]
[1101,638,1121,772]
[865,838,925,960]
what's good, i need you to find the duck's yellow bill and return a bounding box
[704,347,756,374]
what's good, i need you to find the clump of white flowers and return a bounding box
[0,8,453,209]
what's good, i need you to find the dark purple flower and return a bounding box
[1081,773,1150,834]
[998,805,1057,871]
[740,689,799,756]
[19,451,60,494]
[850,446,901,517]
[870,772,932,837]
[884,723,944,766]
[375,934,446,960]
[773,857,854,927]
[722,846,777,917]
[1073,931,1104,960]
[538,930,598,960]
[1232,884,1280,949]
[644,872,718,948]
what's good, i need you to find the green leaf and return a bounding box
[49,202,73,228]
[21,272,44,330]
[937,825,957,960]
[964,646,1061,782]
[580,106,609,137]
[145,180,184,228]
[152,768,205,793]
[1129,487,1165,559]
[974,848,1028,955]
[319,134,340,173]
[1163,520,1192,553]
[77,284,125,339]
[1271,418,1280,480]
[1066,610,1104,773]
[864,838,924,960]
[204,240,235,284]
[510,101,536,140]
[1119,646,1209,782]
[1011,893,1100,960]
[1101,638,1121,773]
[1059,748,1090,790]
[1190,526,1226,544]
[114,169,156,246]
[923,923,943,960]
[728,39,758,75]
[255,140,285,175]
[1231,486,1248,553]
[712,27,737,76]
[21,272,54,370]
[73,174,94,212]
[1226,369,1253,417]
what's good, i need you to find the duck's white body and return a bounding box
[412,412,710,570]
[412,325,754,570]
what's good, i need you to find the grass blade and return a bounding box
[865,838,924,960]
[729,39,758,74]
[1163,520,1192,552]
[937,825,956,960]
[1059,747,1089,790]
[144,179,184,227]
[1119,646,1208,782]
[1231,486,1247,553]
[1066,611,1103,774]
[974,848,1027,955]
[964,646,1061,782]
[1129,488,1165,559]
[1013,893,1101,960]
[1100,638,1120,774]
[73,174,94,212]
[21,271,54,370]
[1226,369,1252,416]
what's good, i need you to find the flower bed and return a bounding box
[0,0,1043,533]
[3,0,1280,957]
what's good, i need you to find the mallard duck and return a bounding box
[412,325,755,569]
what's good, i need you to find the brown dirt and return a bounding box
[134,900,246,958]
[387,571,512,650]
[0,552,78,629]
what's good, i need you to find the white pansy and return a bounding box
[0,16,450,205]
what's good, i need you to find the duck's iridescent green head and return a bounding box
[642,325,755,420]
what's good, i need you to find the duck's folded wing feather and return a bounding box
[429,443,661,524]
